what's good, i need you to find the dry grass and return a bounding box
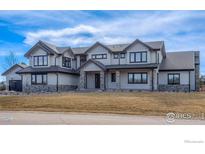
[1,92,205,116]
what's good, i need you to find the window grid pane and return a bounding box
[130,51,147,63]
[141,52,147,62]
[168,74,180,85]
[128,73,147,84]
[111,73,116,82]
[120,53,125,58]
[135,53,141,62]
[130,53,135,62]
[91,54,107,59]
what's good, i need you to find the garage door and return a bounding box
[9,80,22,92]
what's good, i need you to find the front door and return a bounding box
[95,73,100,89]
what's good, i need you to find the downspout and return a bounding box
[56,73,59,92]
[152,69,154,91]
[118,53,120,65]
[189,71,191,92]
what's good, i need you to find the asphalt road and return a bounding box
[0,111,205,125]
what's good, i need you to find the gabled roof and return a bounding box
[77,59,106,71]
[123,39,154,51]
[24,39,165,57]
[159,51,195,71]
[84,42,112,54]
[2,63,28,76]
[25,41,57,57]
[71,46,89,55]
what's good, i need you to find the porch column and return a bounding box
[79,71,86,90]
[116,70,120,89]
[100,71,105,90]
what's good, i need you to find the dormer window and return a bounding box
[33,55,48,66]
[62,57,71,68]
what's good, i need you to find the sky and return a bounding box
[0,10,205,81]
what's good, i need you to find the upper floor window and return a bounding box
[130,51,147,63]
[168,73,180,85]
[33,55,48,66]
[128,72,148,84]
[113,53,119,59]
[62,57,71,68]
[92,54,107,59]
[113,53,125,59]
[31,73,47,85]
[120,53,125,58]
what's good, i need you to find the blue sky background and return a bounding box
[0,10,205,81]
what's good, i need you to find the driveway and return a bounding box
[0,111,205,125]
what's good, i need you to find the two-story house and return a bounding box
[2,39,200,92]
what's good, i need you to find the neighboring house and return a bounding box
[2,39,200,92]
[2,63,27,91]
[0,81,6,91]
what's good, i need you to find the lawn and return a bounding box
[0,92,205,116]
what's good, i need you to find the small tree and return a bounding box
[2,51,19,70]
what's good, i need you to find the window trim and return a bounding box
[113,53,119,59]
[111,73,116,82]
[33,55,48,66]
[62,56,71,68]
[129,51,147,63]
[91,54,107,59]
[128,72,148,84]
[168,73,180,85]
[120,53,125,58]
[31,73,47,85]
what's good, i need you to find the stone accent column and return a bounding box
[100,71,105,90]
[76,56,80,68]
[116,70,120,90]
[79,71,86,90]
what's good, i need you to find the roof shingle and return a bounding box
[159,51,195,71]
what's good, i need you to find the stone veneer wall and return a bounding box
[23,85,77,93]
[100,71,105,90]
[79,71,86,90]
[158,84,190,92]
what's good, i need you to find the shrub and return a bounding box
[0,83,6,91]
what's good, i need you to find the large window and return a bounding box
[111,73,116,82]
[33,55,48,66]
[168,73,180,85]
[91,54,107,59]
[62,57,71,68]
[31,74,47,85]
[128,73,148,84]
[129,51,147,63]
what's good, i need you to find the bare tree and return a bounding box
[2,51,19,70]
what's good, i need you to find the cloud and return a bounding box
[23,11,205,47]
[24,25,99,45]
